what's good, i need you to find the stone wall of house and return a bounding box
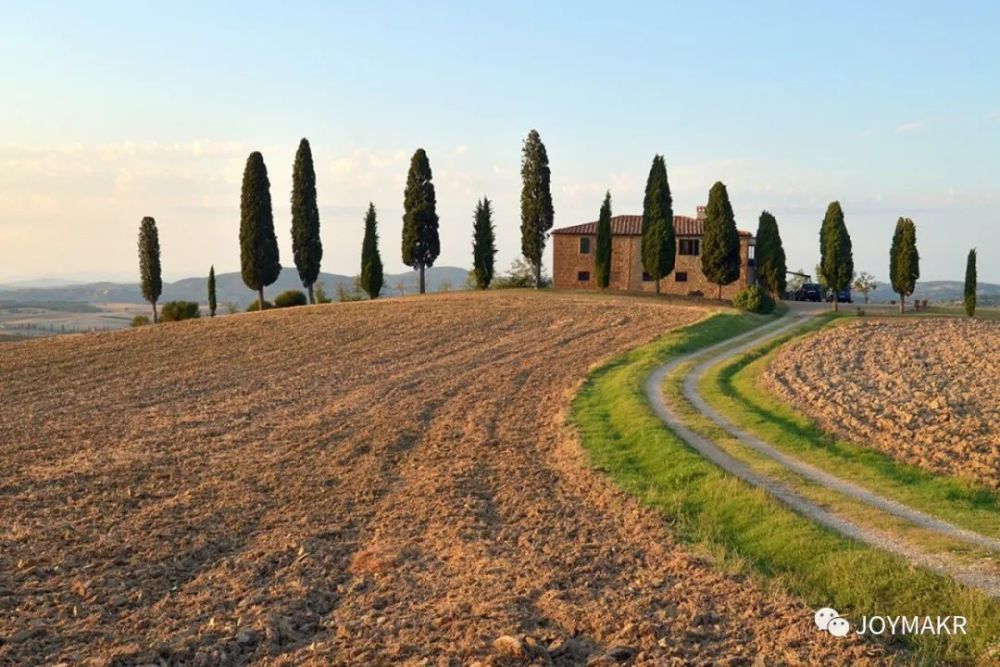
[636,236,753,298]
[553,233,753,297]
[552,234,635,290]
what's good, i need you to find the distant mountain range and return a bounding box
[865,280,1000,305]
[2,271,996,308]
[0,267,471,307]
[0,278,89,289]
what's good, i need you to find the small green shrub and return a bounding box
[246,299,273,312]
[336,279,365,302]
[493,257,550,289]
[314,281,332,304]
[160,301,201,322]
[130,315,150,327]
[732,285,775,314]
[274,289,308,308]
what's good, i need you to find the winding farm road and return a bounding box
[645,312,1000,598]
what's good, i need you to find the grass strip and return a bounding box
[572,312,1000,664]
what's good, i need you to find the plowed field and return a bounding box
[765,318,1000,488]
[0,292,889,665]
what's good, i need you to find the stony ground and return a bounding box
[765,317,1000,488]
[1,292,892,665]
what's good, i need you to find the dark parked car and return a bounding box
[826,288,853,303]
[794,283,823,302]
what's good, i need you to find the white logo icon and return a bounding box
[815,607,850,637]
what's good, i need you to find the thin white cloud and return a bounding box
[986,112,1000,123]
[894,121,923,134]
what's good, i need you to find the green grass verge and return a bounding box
[572,312,1000,664]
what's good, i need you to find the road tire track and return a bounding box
[646,313,1000,598]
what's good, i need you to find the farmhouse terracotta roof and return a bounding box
[552,214,752,238]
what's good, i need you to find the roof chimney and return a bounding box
[696,206,707,221]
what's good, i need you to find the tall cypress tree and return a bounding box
[520,129,554,288]
[964,248,977,317]
[754,211,786,298]
[291,138,323,304]
[595,191,613,289]
[641,155,675,293]
[819,201,854,312]
[701,182,741,299]
[239,151,281,308]
[360,202,383,299]
[137,216,162,323]
[472,197,496,289]
[889,217,920,313]
[207,265,217,317]
[401,148,439,294]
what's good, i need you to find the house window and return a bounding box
[578,271,590,282]
[679,239,700,256]
[675,272,688,282]
[579,237,591,254]
[642,271,652,282]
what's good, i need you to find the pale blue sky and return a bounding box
[1,1,997,283]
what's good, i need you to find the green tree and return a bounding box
[964,248,977,317]
[595,191,613,289]
[889,217,919,313]
[754,211,786,298]
[641,155,675,293]
[239,151,281,308]
[701,182,741,299]
[852,271,877,304]
[291,138,323,303]
[360,202,384,299]
[520,129,554,288]
[137,216,162,323]
[472,196,496,289]
[207,265,217,316]
[401,148,439,293]
[819,201,854,312]
[814,263,828,289]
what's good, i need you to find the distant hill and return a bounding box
[0,278,88,289]
[866,280,1000,306]
[0,266,470,307]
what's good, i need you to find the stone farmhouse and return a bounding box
[551,206,755,297]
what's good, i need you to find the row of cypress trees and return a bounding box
[141,133,981,316]
[592,155,758,300]
[235,129,551,302]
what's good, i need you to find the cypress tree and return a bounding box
[520,129,554,288]
[138,216,162,323]
[701,182,741,299]
[291,138,323,304]
[239,151,281,308]
[207,265,217,317]
[641,155,675,293]
[472,196,496,289]
[964,248,977,317]
[754,211,787,298]
[360,203,384,299]
[819,201,854,312]
[595,191,613,289]
[401,148,439,293]
[889,217,920,313]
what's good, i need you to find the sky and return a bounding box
[1,1,998,284]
